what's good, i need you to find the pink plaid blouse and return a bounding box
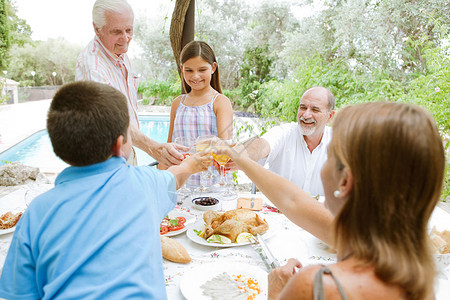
[172,92,219,186]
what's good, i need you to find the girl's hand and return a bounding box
[268,258,302,300]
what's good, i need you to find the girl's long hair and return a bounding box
[180,40,222,94]
[331,102,445,300]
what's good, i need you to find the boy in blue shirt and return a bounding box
[0,81,211,299]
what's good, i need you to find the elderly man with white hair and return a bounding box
[242,86,335,197]
[76,0,185,166]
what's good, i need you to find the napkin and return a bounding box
[237,197,263,211]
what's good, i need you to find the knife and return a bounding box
[256,234,280,272]
[250,197,255,209]
[249,236,272,272]
[250,182,256,209]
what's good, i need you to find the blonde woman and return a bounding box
[217,102,445,300]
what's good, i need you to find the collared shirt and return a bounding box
[75,36,139,128]
[262,123,332,196]
[0,157,176,299]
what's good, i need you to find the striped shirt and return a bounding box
[75,36,139,128]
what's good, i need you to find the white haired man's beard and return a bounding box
[298,117,317,136]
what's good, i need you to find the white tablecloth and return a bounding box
[0,187,449,299]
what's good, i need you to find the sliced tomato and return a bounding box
[168,224,185,231]
[160,225,169,235]
[176,216,186,224]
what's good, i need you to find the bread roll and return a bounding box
[160,236,191,264]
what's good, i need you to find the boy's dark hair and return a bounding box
[47,81,129,166]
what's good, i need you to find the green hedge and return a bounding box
[138,80,181,106]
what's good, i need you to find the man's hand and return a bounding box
[151,142,189,166]
[268,258,302,300]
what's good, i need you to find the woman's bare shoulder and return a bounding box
[278,265,323,299]
[280,261,407,300]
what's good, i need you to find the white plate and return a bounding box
[180,262,268,300]
[160,209,195,237]
[186,217,274,247]
[0,227,16,236]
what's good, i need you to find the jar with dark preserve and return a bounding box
[194,197,218,206]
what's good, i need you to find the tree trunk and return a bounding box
[170,0,195,93]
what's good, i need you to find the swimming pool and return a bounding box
[0,115,170,173]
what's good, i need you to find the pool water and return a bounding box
[0,115,170,173]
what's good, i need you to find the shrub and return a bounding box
[138,79,181,106]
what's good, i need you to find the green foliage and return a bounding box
[238,46,273,112]
[401,44,450,138]
[443,161,450,202]
[7,38,81,86]
[0,0,10,71]
[6,0,32,47]
[138,79,181,106]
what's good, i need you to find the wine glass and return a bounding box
[194,135,216,193]
[212,138,237,200]
[174,137,196,204]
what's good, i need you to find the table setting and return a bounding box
[162,194,330,300]
[163,190,450,300]
[0,181,449,299]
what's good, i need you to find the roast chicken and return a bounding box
[203,208,269,242]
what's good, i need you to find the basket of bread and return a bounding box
[430,227,450,275]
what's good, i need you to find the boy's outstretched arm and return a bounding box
[168,151,212,189]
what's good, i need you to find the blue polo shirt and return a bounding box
[0,156,176,299]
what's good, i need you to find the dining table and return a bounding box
[0,184,449,299]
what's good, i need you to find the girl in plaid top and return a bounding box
[165,41,233,186]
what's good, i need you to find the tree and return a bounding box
[169,0,194,87]
[133,0,300,90]
[8,38,81,86]
[0,0,10,71]
[6,0,32,47]
[282,0,450,79]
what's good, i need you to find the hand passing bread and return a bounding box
[161,236,191,264]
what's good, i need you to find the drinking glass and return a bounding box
[174,137,196,204]
[194,135,216,193]
[212,139,237,200]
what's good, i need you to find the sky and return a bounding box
[14,0,174,46]
[13,0,312,58]
[14,0,308,47]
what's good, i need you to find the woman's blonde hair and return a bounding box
[331,102,445,300]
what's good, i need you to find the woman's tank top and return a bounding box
[313,266,349,300]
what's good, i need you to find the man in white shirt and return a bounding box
[76,0,184,166]
[243,86,335,196]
